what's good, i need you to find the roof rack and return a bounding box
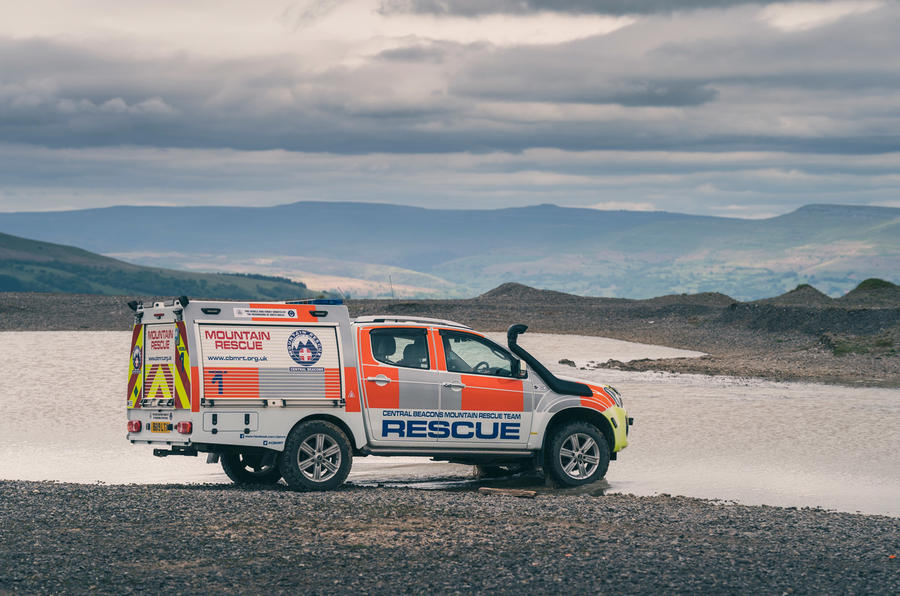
[353,315,472,329]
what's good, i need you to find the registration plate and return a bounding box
[150,421,171,433]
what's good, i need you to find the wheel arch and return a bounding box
[292,413,360,453]
[542,407,614,455]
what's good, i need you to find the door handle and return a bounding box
[365,375,392,386]
[441,382,466,389]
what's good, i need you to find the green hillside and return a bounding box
[0,202,896,299]
[0,232,326,300]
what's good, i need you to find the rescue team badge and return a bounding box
[132,345,142,373]
[287,329,323,366]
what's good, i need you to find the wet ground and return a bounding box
[1,331,898,515]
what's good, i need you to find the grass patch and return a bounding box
[826,333,896,357]
[853,278,896,291]
[832,342,868,357]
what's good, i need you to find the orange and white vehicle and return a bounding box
[126,297,631,490]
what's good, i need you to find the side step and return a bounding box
[153,445,198,457]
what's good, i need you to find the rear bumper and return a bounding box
[129,437,192,447]
[126,409,193,444]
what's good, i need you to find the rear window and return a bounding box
[370,328,430,369]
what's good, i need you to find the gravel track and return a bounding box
[1,481,897,595]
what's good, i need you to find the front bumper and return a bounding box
[603,406,630,452]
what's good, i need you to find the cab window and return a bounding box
[441,331,514,377]
[370,328,430,369]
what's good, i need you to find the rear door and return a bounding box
[197,323,342,407]
[138,322,191,410]
[434,329,532,448]
[356,326,441,447]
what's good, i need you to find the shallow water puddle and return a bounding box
[1,331,897,516]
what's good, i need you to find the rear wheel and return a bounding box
[547,422,610,487]
[221,449,282,484]
[280,420,352,491]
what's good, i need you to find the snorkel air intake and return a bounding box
[506,324,592,398]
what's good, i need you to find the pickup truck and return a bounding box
[126,297,630,490]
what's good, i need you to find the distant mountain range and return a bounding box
[0,202,897,300]
[0,232,325,300]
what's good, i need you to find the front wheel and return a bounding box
[546,422,610,487]
[221,449,282,484]
[280,420,352,491]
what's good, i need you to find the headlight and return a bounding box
[604,385,623,408]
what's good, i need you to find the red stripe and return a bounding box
[174,322,190,409]
[361,365,399,408]
[191,366,200,412]
[126,325,142,404]
[343,367,360,412]
[357,328,378,366]
[143,364,175,399]
[460,375,524,412]
[580,395,613,411]
[141,364,157,400]
[431,329,447,371]
[202,368,260,399]
[324,368,341,399]
[248,303,319,322]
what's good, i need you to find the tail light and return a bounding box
[127,420,142,433]
[176,421,192,434]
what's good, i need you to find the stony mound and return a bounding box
[640,292,736,308]
[478,282,584,302]
[756,284,833,307]
[838,278,900,307]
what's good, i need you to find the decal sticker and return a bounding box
[146,326,175,359]
[287,329,323,366]
[379,410,522,440]
[131,345,142,373]
[234,307,297,319]
[205,328,270,351]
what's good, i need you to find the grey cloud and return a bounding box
[379,0,805,17]
[3,143,899,218]
[451,74,719,106]
[0,3,899,157]
[376,45,450,63]
[278,0,346,31]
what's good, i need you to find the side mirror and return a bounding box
[513,359,527,378]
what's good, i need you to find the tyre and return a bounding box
[221,449,282,484]
[280,420,352,491]
[546,422,610,487]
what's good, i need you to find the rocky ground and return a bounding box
[2,288,898,593]
[349,283,900,387]
[1,481,897,595]
[1,282,898,386]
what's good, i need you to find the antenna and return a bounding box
[389,275,395,301]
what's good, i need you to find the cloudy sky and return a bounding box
[1,0,898,217]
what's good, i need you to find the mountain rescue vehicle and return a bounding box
[125,297,631,490]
